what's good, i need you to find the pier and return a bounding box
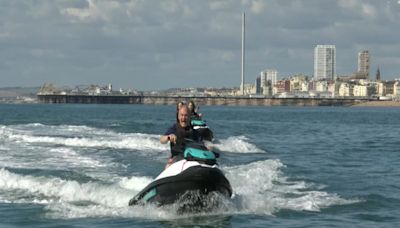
[37,94,370,106]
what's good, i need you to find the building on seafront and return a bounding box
[37,42,400,101]
[256,69,278,96]
[358,50,370,79]
[314,45,336,80]
[245,46,399,100]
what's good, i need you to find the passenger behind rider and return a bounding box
[160,105,199,168]
[187,100,216,150]
[188,100,202,120]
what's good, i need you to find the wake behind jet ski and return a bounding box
[128,141,232,212]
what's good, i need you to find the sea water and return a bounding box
[0,104,399,227]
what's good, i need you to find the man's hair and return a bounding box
[178,105,189,113]
[176,104,189,123]
[176,101,185,110]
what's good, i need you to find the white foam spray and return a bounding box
[211,136,264,153]
[224,160,359,214]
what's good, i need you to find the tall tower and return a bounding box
[358,50,370,79]
[314,45,336,80]
[376,67,381,81]
[240,13,245,95]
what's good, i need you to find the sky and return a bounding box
[0,0,400,90]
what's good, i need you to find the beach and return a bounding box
[353,100,400,107]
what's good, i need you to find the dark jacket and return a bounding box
[164,123,199,158]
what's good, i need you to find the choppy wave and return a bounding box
[212,136,264,153]
[48,147,106,168]
[0,168,177,219]
[0,124,167,151]
[1,124,263,154]
[0,145,10,151]
[0,168,133,207]
[118,176,153,192]
[9,133,165,151]
[0,158,359,219]
[0,143,117,171]
[0,123,359,219]
[225,160,359,214]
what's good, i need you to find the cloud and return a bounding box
[61,0,100,22]
[209,1,230,11]
[0,0,400,89]
[361,3,376,17]
[338,0,359,9]
[338,0,377,19]
[221,51,236,61]
[249,0,266,14]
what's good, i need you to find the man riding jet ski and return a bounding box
[128,105,231,210]
[128,141,232,209]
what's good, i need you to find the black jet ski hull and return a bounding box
[191,119,214,141]
[197,128,214,141]
[129,165,232,207]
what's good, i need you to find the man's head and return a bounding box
[177,101,185,111]
[177,105,190,128]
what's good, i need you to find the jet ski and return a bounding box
[128,142,232,212]
[191,119,214,141]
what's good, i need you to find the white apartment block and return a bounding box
[353,85,369,97]
[314,45,336,80]
[244,84,256,95]
[394,81,400,97]
[339,83,353,97]
[301,81,309,92]
[260,69,278,86]
[315,80,329,92]
[290,79,301,92]
[272,86,280,96]
[260,69,277,95]
[356,84,375,97]
[328,82,338,97]
[290,75,306,92]
[376,82,385,96]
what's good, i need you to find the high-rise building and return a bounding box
[260,69,277,95]
[255,76,261,94]
[358,50,370,79]
[314,45,336,80]
[260,69,278,86]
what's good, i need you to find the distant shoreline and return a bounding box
[0,99,400,107]
[352,100,400,107]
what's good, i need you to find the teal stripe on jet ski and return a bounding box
[184,148,216,160]
[143,188,157,202]
[191,120,206,126]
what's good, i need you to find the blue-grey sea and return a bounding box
[0,104,399,227]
